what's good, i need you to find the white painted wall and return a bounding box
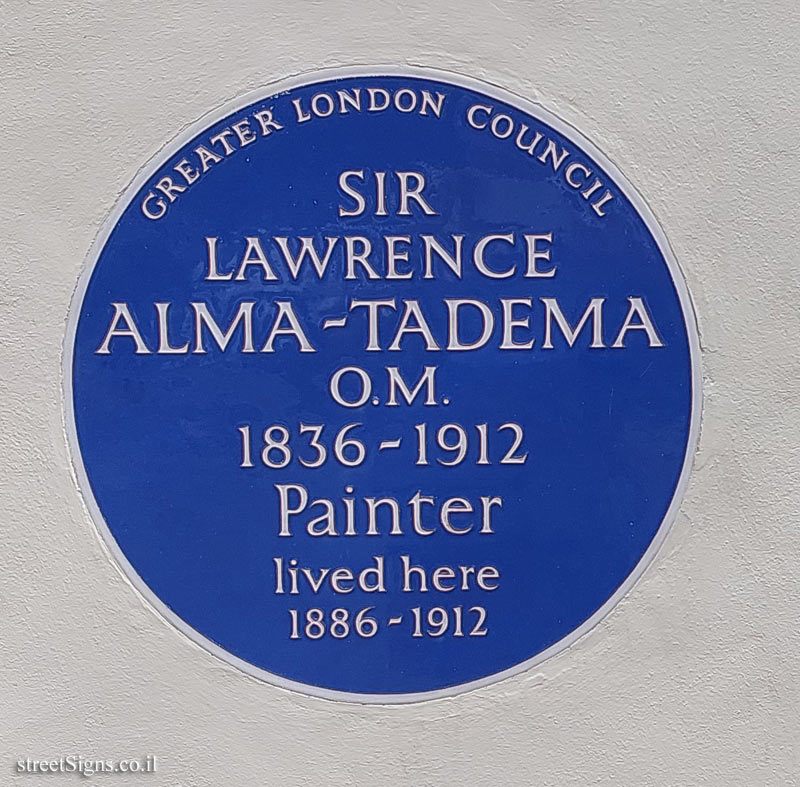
[2,1,798,784]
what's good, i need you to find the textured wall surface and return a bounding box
[2,1,798,785]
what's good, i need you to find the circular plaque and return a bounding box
[65,67,700,702]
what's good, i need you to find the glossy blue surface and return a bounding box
[71,74,694,697]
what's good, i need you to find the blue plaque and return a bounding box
[64,67,700,702]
